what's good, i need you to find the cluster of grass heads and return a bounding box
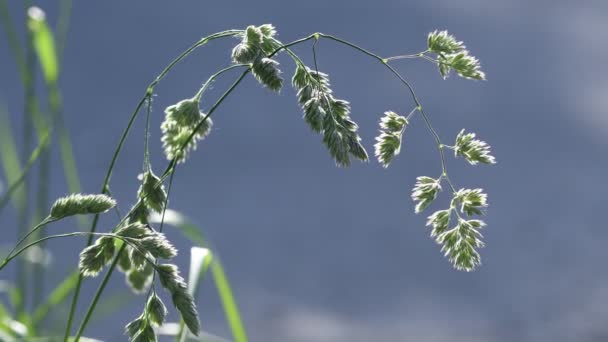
[0,4,495,342]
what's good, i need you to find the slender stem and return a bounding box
[0,217,53,271]
[384,49,429,62]
[194,64,247,100]
[143,96,152,171]
[1,232,147,271]
[63,30,243,342]
[268,34,316,58]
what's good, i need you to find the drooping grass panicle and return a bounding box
[50,193,116,219]
[454,129,496,165]
[232,24,284,91]
[292,63,368,166]
[28,24,497,341]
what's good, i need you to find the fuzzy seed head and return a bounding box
[161,98,213,163]
[50,193,116,219]
[146,293,167,326]
[78,237,114,277]
[427,30,465,55]
[453,188,488,216]
[374,111,408,167]
[172,290,200,336]
[138,170,167,213]
[252,57,283,92]
[411,176,442,213]
[454,129,496,165]
[126,261,154,294]
[139,233,178,260]
[157,263,200,335]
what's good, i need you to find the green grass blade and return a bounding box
[178,247,213,342]
[27,7,58,84]
[0,131,49,215]
[150,210,248,342]
[31,270,78,326]
[0,106,25,210]
[209,260,247,342]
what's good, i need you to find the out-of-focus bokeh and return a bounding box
[1,0,607,341]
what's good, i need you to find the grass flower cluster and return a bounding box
[0,17,495,341]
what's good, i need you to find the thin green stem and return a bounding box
[194,64,248,100]
[63,30,242,341]
[384,49,429,62]
[1,232,149,272]
[0,216,53,271]
[143,96,152,171]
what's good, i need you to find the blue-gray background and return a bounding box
[1,0,607,341]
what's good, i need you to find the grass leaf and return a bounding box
[27,7,58,84]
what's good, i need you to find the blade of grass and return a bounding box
[29,8,87,313]
[0,131,50,215]
[0,104,30,314]
[27,6,57,310]
[177,247,214,342]
[0,106,26,210]
[31,270,78,326]
[28,7,58,84]
[150,210,248,342]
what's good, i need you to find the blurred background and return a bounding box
[1,0,607,341]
